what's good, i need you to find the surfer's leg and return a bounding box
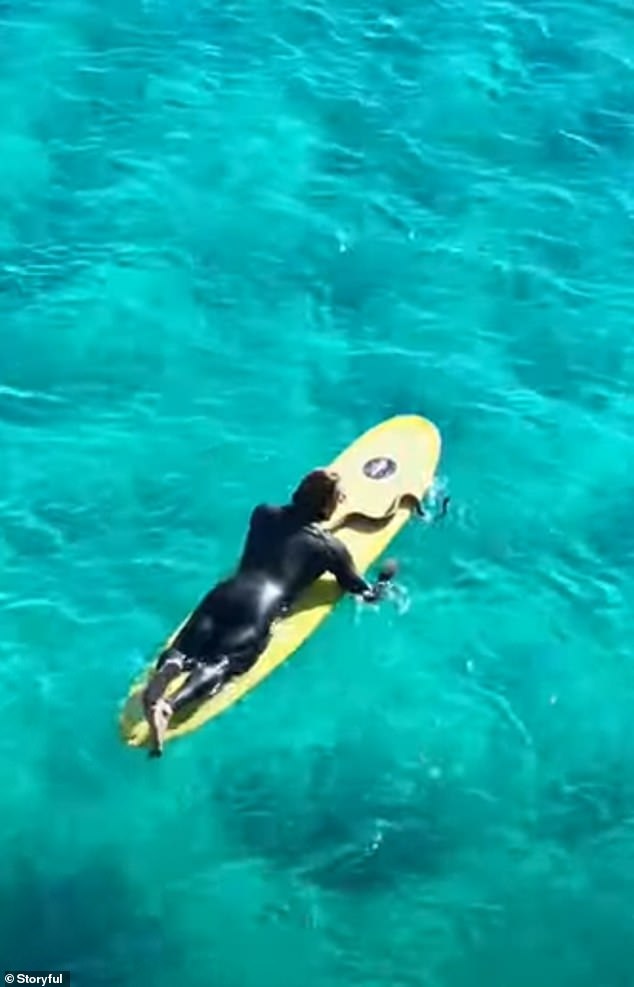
[142,648,186,714]
[148,625,271,756]
[147,580,277,756]
[146,660,226,758]
[168,623,270,714]
[169,656,232,714]
[148,652,239,757]
[142,648,192,756]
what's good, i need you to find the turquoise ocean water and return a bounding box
[2,0,634,983]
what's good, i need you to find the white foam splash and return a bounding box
[418,473,451,523]
[384,581,411,615]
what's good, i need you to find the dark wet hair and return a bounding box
[291,469,341,522]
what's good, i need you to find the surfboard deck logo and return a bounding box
[363,456,397,480]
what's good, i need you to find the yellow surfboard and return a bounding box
[119,414,441,749]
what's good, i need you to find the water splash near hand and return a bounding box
[383,580,411,616]
[416,475,451,524]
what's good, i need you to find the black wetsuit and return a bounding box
[150,504,374,714]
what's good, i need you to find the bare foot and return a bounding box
[148,698,172,758]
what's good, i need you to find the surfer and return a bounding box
[142,469,397,756]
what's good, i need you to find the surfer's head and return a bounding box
[291,469,344,522]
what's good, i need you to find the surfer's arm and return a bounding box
[325,537,399,603]
[325,536,376,599]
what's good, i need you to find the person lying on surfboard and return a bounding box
[142,468,398,756]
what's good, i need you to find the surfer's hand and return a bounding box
[377,559,398,583]
[360,560,398,603]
